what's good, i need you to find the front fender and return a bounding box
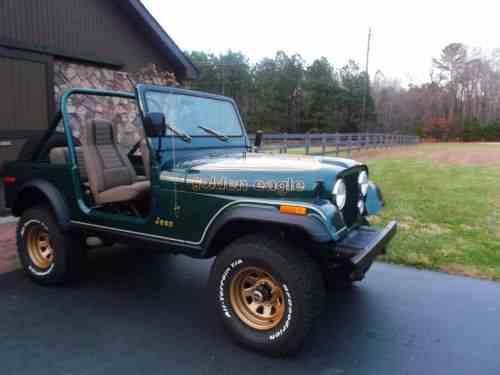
[202,204,333,254]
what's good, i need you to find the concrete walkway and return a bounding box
[0,222,18,274]
[0,215,17,225]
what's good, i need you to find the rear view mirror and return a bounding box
[143,113,166,138]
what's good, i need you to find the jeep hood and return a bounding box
[180,153,361,174]
[168,153,364,200]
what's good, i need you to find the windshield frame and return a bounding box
[137,84,247,139]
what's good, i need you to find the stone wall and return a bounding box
[54,60,179,145]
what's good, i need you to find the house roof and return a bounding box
[120,0,199,81]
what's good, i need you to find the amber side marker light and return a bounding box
[3,176,16,185]
[279,205,308,216]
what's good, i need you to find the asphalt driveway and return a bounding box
[1,246,499,375]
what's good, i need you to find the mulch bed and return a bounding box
[0,223,19,274]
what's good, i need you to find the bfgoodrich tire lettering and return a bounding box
[209,233,325,356]
[17,204,85,285]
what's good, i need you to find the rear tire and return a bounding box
[16,204,85,285]
[208,233,325,356]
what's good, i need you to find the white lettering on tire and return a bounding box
[28,263,55,276]
[269,284,293,341]
[219,258,243,319]
[218,257,294,341]
[21,219,48,236]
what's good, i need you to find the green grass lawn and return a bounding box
[365,149,500,280]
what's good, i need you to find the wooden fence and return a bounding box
[248,133,420,156]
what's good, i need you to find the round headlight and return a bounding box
[358,199,365,214]
[333,179,347,210]
[358,171,369,196]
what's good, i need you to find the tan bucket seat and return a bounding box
[82,121,149,205]
[49,146,88,184]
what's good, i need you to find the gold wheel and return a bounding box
[26,223,54,270]
[229,267,286,331]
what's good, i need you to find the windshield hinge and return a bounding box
[174,205,181,218]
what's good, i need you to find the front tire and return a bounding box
[208,233,325,356]
[16,205,85,285]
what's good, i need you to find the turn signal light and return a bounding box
[279,205,307,216]
[3,176,16,185]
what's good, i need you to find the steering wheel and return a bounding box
[128,141,141,158]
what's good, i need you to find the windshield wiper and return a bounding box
[198,125,230,142]
[166,122,192,143]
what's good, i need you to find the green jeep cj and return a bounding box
[3,85,397,356]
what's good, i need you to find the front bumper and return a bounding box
[336,221,398,275]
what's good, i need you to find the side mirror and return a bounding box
[143,112,166,138]
[254,130,264,148]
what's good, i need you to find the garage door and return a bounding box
[0,48,53,213]
[0,49,53,165]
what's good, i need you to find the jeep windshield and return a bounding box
[144,90,243,139]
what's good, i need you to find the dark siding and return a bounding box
[0,51,51,186]
[0,56,49,135]
[0,0,172,72]
[0,50,53,212]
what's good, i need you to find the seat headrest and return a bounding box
[49,147,69,164]
[85,121,115,146]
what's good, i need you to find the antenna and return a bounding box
[170,122,181,218]
[361,27,372,131]
[170,96,180,218]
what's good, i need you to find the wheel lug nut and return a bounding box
[253,290,264,302]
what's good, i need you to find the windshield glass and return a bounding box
[144,91,243,137]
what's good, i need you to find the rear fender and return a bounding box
[12,180,71,230]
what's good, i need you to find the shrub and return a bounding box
[463,120,482,142]
[482,122,500,141]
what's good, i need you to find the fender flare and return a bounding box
[201,204,332,255]
[13,179,71,230]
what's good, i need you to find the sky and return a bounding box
[143,0,500,85]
